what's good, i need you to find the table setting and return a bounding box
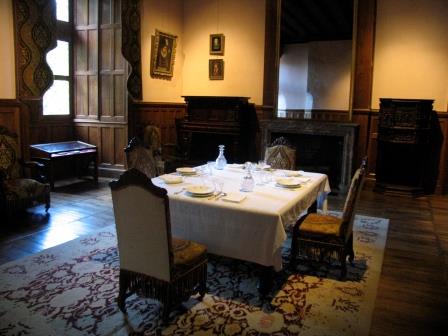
[151,144,330,272]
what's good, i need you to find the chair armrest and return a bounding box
[22,159,45,170]
[19,159,48,183]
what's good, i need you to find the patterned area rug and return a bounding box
[0,214,388,335]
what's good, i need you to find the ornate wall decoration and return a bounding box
[121,0,142,100]
[13,0,56,99]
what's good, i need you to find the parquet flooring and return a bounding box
[0,177,447,335]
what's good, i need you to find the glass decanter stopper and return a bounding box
[215,144,227,170]
[240,162,255,192]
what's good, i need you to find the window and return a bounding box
[43,0,71,116]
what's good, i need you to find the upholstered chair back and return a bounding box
[0,127,21,180]
[142,125,162,155]
[111,168,173,282]
[264,137,296,170]
[341,159,367,241]
[125,137,158,178]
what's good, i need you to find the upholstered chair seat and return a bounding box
[172,237,207,275]
[290,157,367,278]
[264,137,296,170]
[3,178,50,201]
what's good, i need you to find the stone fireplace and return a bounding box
[260,119,359,192]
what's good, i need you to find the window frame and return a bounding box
[42,0,73,119]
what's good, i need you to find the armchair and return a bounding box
[110,168,207,323]
[0,127,50,218]
[290,157,367,278]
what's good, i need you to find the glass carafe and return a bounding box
[240,162,255,192]
[215,144,227,170]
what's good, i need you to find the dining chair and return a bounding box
[110,168,208,324]
[290,157,367,278]
[264,136,296,170]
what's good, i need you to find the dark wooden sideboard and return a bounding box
[176,96,257,165]
[375,98,434,196]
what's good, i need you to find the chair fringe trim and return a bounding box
[295,240,344,264]
[119,260,207,309]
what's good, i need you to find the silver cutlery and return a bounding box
[214,192,227,201]
[173,188,185,195]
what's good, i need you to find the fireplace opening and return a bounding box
[271,132,344,190]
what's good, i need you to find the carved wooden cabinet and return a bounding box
[375,98,433,196]
[177,96,257,165]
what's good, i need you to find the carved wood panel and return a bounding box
[74,123,127,170]
[0,101,21,141]
[131,102,186,147]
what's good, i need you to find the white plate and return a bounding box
[185,185,214,196]
[227,163,245,169]
[255,163,271,170]
[276,177,302,188]
[176,167,197,175]
[159,174,183,184]
[222,192,247,203]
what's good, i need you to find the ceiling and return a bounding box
[281,0,354,45]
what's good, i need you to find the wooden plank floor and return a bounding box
[1,177,447,335]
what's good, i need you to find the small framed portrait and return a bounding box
[209,59,224,80]
[150,30,177,79]
[210,34,225,55]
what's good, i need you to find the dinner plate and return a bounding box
[185,185,214,197]
[276,177,302,188]
[255,163,271,170]
[176,167,197,175]
[159,174,183,184]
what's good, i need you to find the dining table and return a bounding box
[152,163,331,295]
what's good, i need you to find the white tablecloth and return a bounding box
[153,166,330,271]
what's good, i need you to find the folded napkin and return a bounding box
[222,192,247,203]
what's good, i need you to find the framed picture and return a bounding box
[210,34,225,55]
[209,59,224,80]
[150,30,177,79]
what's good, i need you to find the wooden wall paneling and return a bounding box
[51,125,73,142]
[351,110,370,166]
[87,125,100,150]
[130,102,186,147]
[262,0,280,112]
[0,101,21,142]
[435,114,448,194]
[367,113,379,175]
[75,125,89,142]
[114,126,126,166]
[352,0,376,110]
[100,126,114,164]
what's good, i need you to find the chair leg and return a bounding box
[117,270,128,313]
[339,251,347,279]
[348,235,355,263]
[162,288,172,325]
[198,265,207,301]
[45,193,50,212]
[289,224,300,269]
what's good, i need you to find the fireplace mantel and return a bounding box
[260,119,359,192]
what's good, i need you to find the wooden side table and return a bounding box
[30,141,98,190]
